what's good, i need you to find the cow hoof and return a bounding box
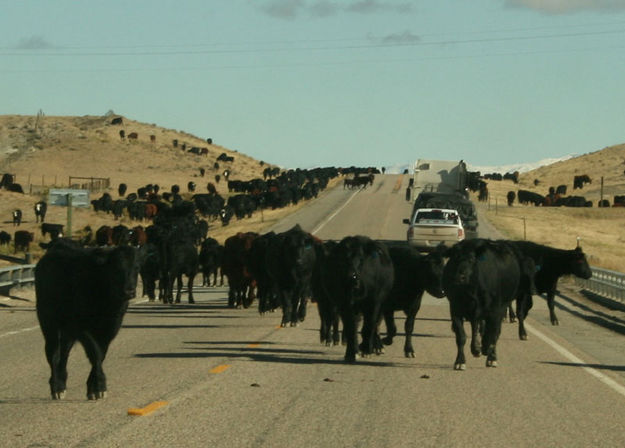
[405,352,415,358]
[486,359,498,368]
[520,334,528,341]
[188,298,195,304]
[52,391,66,400]
[552,320,559,326]
[382,337,393,345]
[290,322,298,327]
[88,391,107,400]
[280,322,287,328]
[454,363,466,371]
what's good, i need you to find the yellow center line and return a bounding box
[247,343,260,348]
[127,400,168,416]
[210,364,231,374]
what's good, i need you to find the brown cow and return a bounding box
[144,203,158,220]
[130,226,148,246]
[150,134,156,143]
[127,132,138,140]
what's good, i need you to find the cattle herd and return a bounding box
[0,163,596,400]
[31,200,592,399]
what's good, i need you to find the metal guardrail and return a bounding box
[576,266,625,303]
[0,264,36,289]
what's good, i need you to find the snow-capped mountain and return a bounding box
[384,155,575,175]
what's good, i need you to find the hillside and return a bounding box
[0,113,327,262]
[477,143,625,271]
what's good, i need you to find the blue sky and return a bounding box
[1,1,625,170]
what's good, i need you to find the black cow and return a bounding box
[199,238,224,287]
[35,241,139,399]
[41,223,64,241]
[221,232,258,308]
[111,117,123,125]
[312,240,342,346]
[443,239,530,369]
[507,241,592,340]
[12,209,22,226]
[322,236,394,362]
[265,225,318,327]
[506,191,516,206]
[34,201,47,223]
[111,224,131,246]
[517,190,544,206]
[247,232,280,315]
[162,233,199,304]
[555,184,567,195]
[118,183,127,197]
[573,175,591,190]
[380,245,446,358]
[138,241,160,301]
[14,230,34,253]
[0,230,11,246]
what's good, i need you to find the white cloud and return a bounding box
[505,0,625,14]
[14,36,54,50]
[256,0,414,19]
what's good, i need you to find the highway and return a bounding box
[1,174,624,447]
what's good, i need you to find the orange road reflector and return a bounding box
[247,343,260,348]
[210,364,231,374]
[127,400,168,416]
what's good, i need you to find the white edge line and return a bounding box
[525,322,625,398]
[0,325,39,339]
[311,189,360,235]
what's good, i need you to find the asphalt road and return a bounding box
[1,174,624,447]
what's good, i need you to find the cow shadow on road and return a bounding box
[540,361,625,372]
[555,293,625,336]
[133,347,419,368]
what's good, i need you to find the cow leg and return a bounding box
[382,309,396,346]
[359,302,381,357]
[42,326,72,399]
[332,313,341,346]
[175,274,183,303]
[341,309,359,363]
[78,333,107,400]
[279,290,293,327]
[482,313,503,367]
[451,315,467,370]
[546,291,559,325]
[297,295,308,322]
[516,294,533,340]
[469,319,482,357]
[403,309,418,358]
[507,302,516,322]
[187,274,195,304]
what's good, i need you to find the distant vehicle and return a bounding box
[403,208,465,251]
[411,191,478,239]
[410,159,468,199]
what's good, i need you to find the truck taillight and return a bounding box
[458,228,464,239]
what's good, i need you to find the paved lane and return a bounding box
[1,174,623,447]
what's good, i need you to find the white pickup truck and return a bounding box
[403,208,465,251]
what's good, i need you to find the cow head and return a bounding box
[570,247,592,280]
[423,246,446,298]
[97,246,140,301]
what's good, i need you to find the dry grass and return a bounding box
[476,145,625,271]
[0,114,336,264]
